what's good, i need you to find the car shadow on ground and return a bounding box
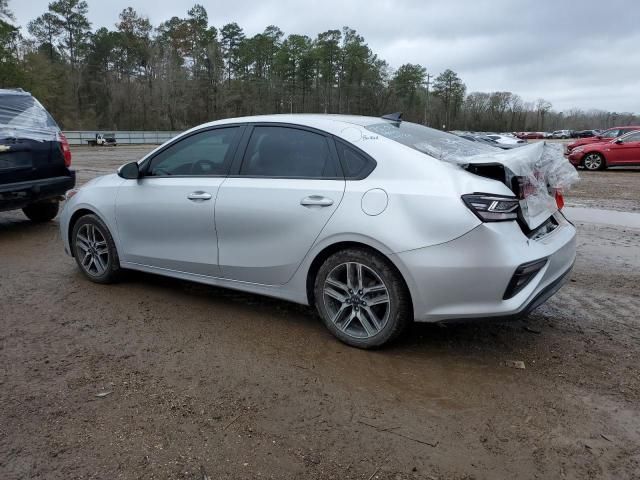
[0,213,61,241]
[118,268,547,362]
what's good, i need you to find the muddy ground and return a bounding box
[1,146,639,479]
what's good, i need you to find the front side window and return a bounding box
[147,127,238,176]
[240,126,339,178]
[601,129,619,138]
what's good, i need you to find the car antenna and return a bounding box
[381,112,403,122]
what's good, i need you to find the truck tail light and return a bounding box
[555,190,565,210]
[58,132,72,167]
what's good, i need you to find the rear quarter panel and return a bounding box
[321,128,514,254]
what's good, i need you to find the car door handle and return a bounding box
[300,195,334,207]
[187,191,212,201]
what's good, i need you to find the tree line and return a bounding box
[1,0,637,132]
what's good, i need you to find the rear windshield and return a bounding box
[365,121,496,160]
[0,94,59,140]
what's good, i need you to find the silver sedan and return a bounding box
[60,114,576,348]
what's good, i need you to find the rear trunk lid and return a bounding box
[458,142,579,229]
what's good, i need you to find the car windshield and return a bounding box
[365,121,496,160]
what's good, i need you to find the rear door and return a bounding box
[215,124,345,285]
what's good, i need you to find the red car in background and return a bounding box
[516,132,545,139]
[567,130,640,170]
[566,126,640,154]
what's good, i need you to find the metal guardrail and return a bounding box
[63,130,183,146]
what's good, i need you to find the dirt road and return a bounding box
[1,146,639,479]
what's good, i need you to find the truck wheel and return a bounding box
[22,201,59,222]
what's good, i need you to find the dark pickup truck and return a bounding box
[0,89,75,222]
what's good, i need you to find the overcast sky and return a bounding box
[9,0,640,113]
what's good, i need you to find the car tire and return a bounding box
[71,214,120,284]
[22,201,59,222]
[582,152,605,171]
[313,248,412,349]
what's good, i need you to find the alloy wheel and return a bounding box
[583,153,602,170]
[75,224,109,277]
[322,262,390,339]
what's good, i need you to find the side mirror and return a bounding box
[615,138,623,144]
[117,161,140,179]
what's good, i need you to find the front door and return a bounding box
[115,126,241,276]
[215,125,345,285]
[610,131,640,165]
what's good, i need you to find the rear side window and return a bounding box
[240,126,339,178]
[147,127,238,176]
[622,132,640,142]
[335,140,376,179]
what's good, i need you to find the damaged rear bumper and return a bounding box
[391,212,576,322]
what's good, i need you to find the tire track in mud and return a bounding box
[543,287,640,335]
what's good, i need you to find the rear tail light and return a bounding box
[462,193,519,222]
[58,132,72,167]
[65,188,79,200]
[503,258,547,299]
[554,190,565,210]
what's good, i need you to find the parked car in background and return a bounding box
[566,126,640,154]
[485,134,526,146]
[0,88,75,222]
[575,130,600,138]
[568,130,640,170]
[456,134,519,150]
[60,114,576,348]
[517,132,545,140]
[551,130,572,139]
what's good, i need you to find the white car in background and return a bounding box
[486,134,526,146]
[551,130,572,139]
[60,114,577,348]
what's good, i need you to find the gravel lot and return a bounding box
[1,145,639,479]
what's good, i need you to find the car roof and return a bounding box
[193,114,394,136]
[0,88,31,97]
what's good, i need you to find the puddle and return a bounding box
[563,207,640,230]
